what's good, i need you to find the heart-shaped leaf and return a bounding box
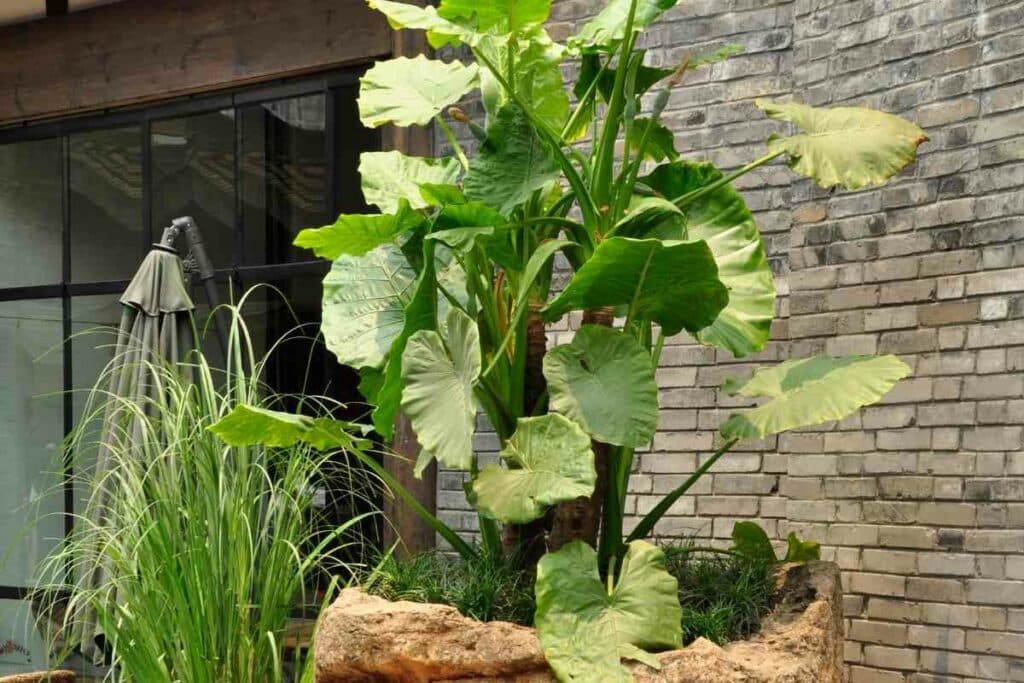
[360,151,461,213]
[400,308,481,471]
[544,325,658,447]
[478,29,569,132]
[756,99,928,191]
[209,404,368,452]
[293,199,420,259]
[366,0,475,48]
[640,161,775,357]
[543,237,728,336]
[438,0,552,33]
[570,0,677,51]
[720,355,911,439]
[784,533,821,562]
[321,244,416,369]
[473,413,595,523]
[359,56,480,128]
[464,103,560,216]
[535,540,682,682]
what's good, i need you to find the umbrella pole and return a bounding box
[166,216,230,357]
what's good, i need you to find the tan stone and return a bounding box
[315,562,844,683]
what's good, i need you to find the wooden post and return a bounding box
[381,1,438,557]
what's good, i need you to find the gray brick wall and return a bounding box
[433,1,1024,680]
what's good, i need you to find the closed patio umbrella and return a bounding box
[71,218,222,667]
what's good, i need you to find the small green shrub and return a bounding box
[365,550,535,625]
[663,547,775,646]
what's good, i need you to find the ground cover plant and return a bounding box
[35,302,378,683]
[214,0,927,678]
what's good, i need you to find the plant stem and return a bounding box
[626,438,739,543]
[672,151,784,209]
[436,115,470,170]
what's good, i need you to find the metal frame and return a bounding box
[0,66,364,600]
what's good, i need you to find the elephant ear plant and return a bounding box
[213,0,926,677]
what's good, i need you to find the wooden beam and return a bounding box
[381,0,439,558]
[46,0,69,17]
[0,0,391,124]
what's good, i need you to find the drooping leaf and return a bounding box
[209,405,367,452]
[293,199,420,259]
[360,151,461,213]
[473,414,596,523]
[478,29,569,132]
[629,118,678,162]
[400,308,481,471]
[719,355,912,440]
[756,99,928,191]
[535,540,682,682]
[784,532,821,562]
[438,0,551,33]
[366,0,475,48]
[730,521,777,564]
[359,56,480,128]
[370,240,439,439]
[543,237,728,336]
[544,325,658,448]
[464,103,560,215]
[322,244,415,369]
[641,161,775,357]
[570,0,677,51]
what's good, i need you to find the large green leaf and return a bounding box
[784,533,821,562]
[400,308,481,471]
[544,325,658,448]
[209,405,368,452]
[473,414,595,523]
[756,99,928,190]
[640,161,775,357]
[370,240,439,439]
[478,29,569,132]
[360,151,461,213]
[464,103,560,215]
[322,244,415,369]
[293,199,420,259]
[570,0,677,51]
[720,355,911,439]
[366,0,475,48]
[543,237,728,336]
[359,56,480,128]
[438,0,551,32]
[535,540,682,682]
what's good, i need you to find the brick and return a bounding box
[849,620,909,646]
[967,580,1024,606]
[908,625,966,650]
[850,572,908,598]
[863,644,918,670]
[907,577,966,602]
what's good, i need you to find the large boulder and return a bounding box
[315,561,843,683]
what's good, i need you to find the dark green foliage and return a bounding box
[663,547,776,646]
[366,550,536,625]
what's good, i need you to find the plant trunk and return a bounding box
[547,306,615,552]
[501,301,549,566]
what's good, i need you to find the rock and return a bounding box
[0,672,76,683]
[315,562,844,683]
[315,589,550,682]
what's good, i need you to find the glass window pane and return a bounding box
[0,598,52,675]
[0,299,64,588]
[70,126,144,282]
[334,84,380,215]
[152,111,236,271]
[241,94,329,265]
[0,139,63,287]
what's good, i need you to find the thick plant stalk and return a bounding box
[548,306,615,551]
[501,301,550,565]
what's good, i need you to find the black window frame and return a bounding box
[0,65,372,601]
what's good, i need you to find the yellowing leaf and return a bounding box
[756,99,928,190]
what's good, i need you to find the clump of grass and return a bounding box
[34,298,379,683]
[365,550,535,625]
[663,546,776,645]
